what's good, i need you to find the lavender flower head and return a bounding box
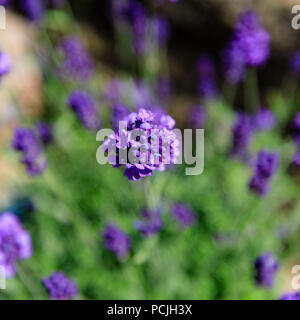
[253,108,276,131]
[12,127,48,176]
[134,209,162,237]
[234,10,270,67]
[230,113,253,157]
[36,122,53,146]
[112,102,130,130]
[68,90,100,131]
[60,37,93,82]
[293,152,300,167]
[42,272,78,300]
[223,10,270,83]
[151,15,169,47]
[0,212,32,277]
[103,108,179,181]
[289,52,300,76]
[172,203,196,228]
[0,51,11,78]
[21,0,44,22]
[103,224,131,259]
[197,55,218,99]
[189,104,206,129]
[280,291,300,300]
[249,149,279,196]
[254,252,279,287]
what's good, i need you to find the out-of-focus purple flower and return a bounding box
[104,79,124,104]
[223,40,246,84]
[60,37,93,82]
[189,105,206,129]
[36,123,53,146]
[42,272,78,300]
[249,174,269,196]
[253,108,276,131]
[132,81,153,109]
[197,55,218,99]
[280,291,300,300]
[112,102,130,130]
[172,203,196,228]
[254,253,279,287]
[0,212,32,277]
[249,150,279,196]
[156,77,172,103]
[293,152,300,167]
[151,15,169,47]
[104,108,179,181]
[0,0,11,7]
[230,113,253,157]
[68,90,100,131]
[255,150,279,179]
[0,51,11,78]
[21,0,44,22]
[134,209,162,237]
[223,10,270,83]
[103,224,131,259]
[12,127,48,176]
[289,52,300,76]
[235,10,270,67]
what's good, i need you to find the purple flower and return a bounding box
[172,203,196,228]
[36,122,53,146]
[292,112,300,147]
[60,37,93,82]
[21,0,44,22]
[223,39,246,84]
[0,0,11,7]
[112,102,130,130]
[151,15,169,47]
[289,52,300,76]
[230,113,253,157]
[104,108,179,181]
[254,253,279,287]
[156,77,172,103]
[0,51,11,78]
[12,127,48,176]
[42,272,78,300]
[189,105,206,129]
[253,108,276,131]
[197,55,218,99]
[293,152,300,167]
[0,212,32,277]
[103,224,131,259]
[249,174,269,196]
[234,10,270,67]
[134,209,162,237]
[280,291,300,300]
[223,10,270,82]
[68,90,100,131]
[249,150,279,196]
[255,150,279,179]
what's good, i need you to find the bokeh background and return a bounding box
[0,0,300,300]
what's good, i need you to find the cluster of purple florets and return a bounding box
[104,108,180,181]
[223,10,270,84]
[0,213,32,277]
[249,149,279,196]
[12,126,50,176]
[60,37,94,82]
[68,90,101,131]
[42,272,78,300]
[254,253,279,287]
